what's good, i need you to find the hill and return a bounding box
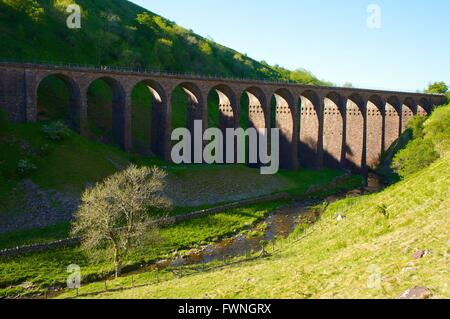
[0,0,328,84]
[1,0,331,151]
[58,105,450,299]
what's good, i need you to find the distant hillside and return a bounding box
[0,0,329,84]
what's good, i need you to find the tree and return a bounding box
[343,82,354,88]
[71,165,171,277]
[425,81,448,94]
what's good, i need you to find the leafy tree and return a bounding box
[136,12,153,28]
[4,0,44,22]
[199,41,213,56]
[426,82,448,94]
[72,165,171,277]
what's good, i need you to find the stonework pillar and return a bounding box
[25,70,37,122]
[123,91,132,152]
[163,91,172,162]
[316,96,325,169]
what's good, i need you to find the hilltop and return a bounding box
[0,0,328,84]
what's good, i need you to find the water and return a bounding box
[157,173,384,269]
[166,200,321,268]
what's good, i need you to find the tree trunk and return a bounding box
[113,249,122,278]
[115,261,122,278]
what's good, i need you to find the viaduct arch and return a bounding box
[0,62,446,173]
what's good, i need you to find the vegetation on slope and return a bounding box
[59,105,450,299]
[79,155,448,299]
[0,119,348,219]
[0,0,329,84]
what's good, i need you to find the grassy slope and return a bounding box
[80,155,449,299]
[0,202,280,297]
[0,0,328,84]
[0,120,364,298]
[0,120,347,215]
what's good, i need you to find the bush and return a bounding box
[17,159,37,177]
[391,106,450,179]
[423,105,450,155]
[41,121,71,141]
[408,116,427,139]
[391,138,439,178]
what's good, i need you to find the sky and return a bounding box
[129,0,450,92]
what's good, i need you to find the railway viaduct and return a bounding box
[0,62,446,173]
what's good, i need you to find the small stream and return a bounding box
[154,173,384,270]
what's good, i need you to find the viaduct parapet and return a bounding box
[0,62,446,173]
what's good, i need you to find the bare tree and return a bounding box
[71,165,171,277]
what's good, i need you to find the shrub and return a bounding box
[41,121,71,141]
[423,105,450,155]
[17,159,37,176]
[408,116,427,139]
[391,138,439,178]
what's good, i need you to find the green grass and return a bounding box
[0,223,71,251]
[0,0,329,84]
[0,202,279,298]
[67,155,449,299]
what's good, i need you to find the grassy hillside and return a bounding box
[0,0,328,84]
[0,119,349,216]
[1,0,332,152]
[0,117,365,298]
[68,150,449,299]
[56,105,450,299]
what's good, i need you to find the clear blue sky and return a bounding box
[129,0,450,92]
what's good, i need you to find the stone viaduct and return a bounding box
[0,62,446,173]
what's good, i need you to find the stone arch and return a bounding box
[271,88,297,169]
[173,82,204,127]
[207,84,238,163]
[209,84,238,130]
[323,92,345,169]
[130,79,168,158]
[417,98,430,117]
[87,76,128,150]
[299,90,321,168]
[401,97,416,132]
[384,96,401,151]
[345,93,365,172]
[366,95,384,168]
[240,86,267,165]
[36,73,81,131]
[170,82,204,162]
